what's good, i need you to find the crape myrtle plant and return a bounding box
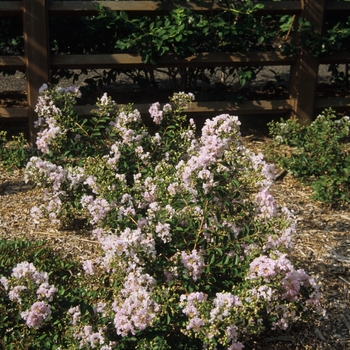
[0,239,119,349]
[19,84,325,349]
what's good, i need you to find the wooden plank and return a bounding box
[5,51,350,72]
[289,0,326,124]
[0,107,28,119]
[3,98,350,123]
[252,1,302,16]
[51,52,297,70]
[326,2,350,15]
[23,0,50,145]
[5,97,350,121]
[0,56,25,70]
[187,99,294,115]
[315,98,350,111]
[4,0,350,18]
[47,1,302,16]
[0,1,22,16]
[4,51,350,72]
[5,52,350,73]
[2,0,350,18]
[74,99,293,117]
[8,0,350,17]
[320,52,350,65]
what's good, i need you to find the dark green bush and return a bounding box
[266,108,350,204]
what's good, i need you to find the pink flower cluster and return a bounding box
[247,252,322,306]
[25,157,74,225]
[67,304,116,349]
[35,84,81,154]
[0,262,56,329]
[181,249,205,281]
[25,157,67,192]
[171,91,195,110]
[113,270,160,336]
[247,253,294,282]
[254,189,277,221]
[72,325,110,349]
[11,261,48,282]
[176,114,242,193]
[148,102,164,124]
[155,222,172,243]
[248,151,275,189]
[180,292,207,333]
[209,292,241,323]
[180,291,245,349]
[81,195,111,225]
[36,117,65,154]
[21,301,52,329]
[263,221,296,252]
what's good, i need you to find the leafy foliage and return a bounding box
[0,240,76,349]
[266,109,350,204]
[11,84,324,349]
[0,17,23,55]
[299,15,350,58]
[0,131,37,171]
[0,1,298,91]
[2,1,350,88]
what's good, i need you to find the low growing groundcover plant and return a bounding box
[266,109,350,204]
[0,85,325,349]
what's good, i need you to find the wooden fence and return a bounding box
[1,0,350,144]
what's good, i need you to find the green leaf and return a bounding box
[209,253,216,265]
[119,11,128,21]
[253,3,265,10]
[175,34,183,42]
[224,254,231,265]
[215,248,223,256]
[257,36,264,44]
[166,312,171,324]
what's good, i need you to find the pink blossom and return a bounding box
[181,250,205,281]
[186,317,204,332]
[254,189,277,221]
[149,102,163,124]
[155,222,172,243]
[8,285,27,304]
[0,276,9,290]
[21,301,51,329]
[83,260,96,276]
[36,282,56,301]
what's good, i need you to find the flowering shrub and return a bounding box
[0,262,56,329]
[0,239,119,349]
[267,108,350,204]
[21,85,325,348]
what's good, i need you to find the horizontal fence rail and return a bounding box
[4,51,350,72]
[0,1,304,16]
[1,1,350,144]
[1,0,348,16]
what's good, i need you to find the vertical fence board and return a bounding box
[289,0,326,124]
[22,0,50,145]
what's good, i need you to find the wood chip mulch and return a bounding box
[0,136,349,349]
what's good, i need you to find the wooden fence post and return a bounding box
[289,0,326,124]
[22,0,50,145]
